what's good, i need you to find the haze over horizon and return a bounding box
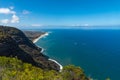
[0,0,120,29]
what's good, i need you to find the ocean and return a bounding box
[35,29,120,80]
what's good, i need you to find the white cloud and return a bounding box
[9,6,14,10]
[80,24,89,27]
[22,10,30,14]
[0,19,9,24]
[0,7,20,24]
[84,24,89,26]
[31,24,42,27]
[11,14,19,23]
[0,8,15,14]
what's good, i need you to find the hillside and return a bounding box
[0,26,60,71]
[0,56,88,80]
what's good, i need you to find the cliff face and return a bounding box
[0,26,60,71]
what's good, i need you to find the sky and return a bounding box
[0,0,120,28]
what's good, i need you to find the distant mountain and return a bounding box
[0,26,60,71]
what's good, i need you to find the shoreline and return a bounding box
[33,32,49,43]
[33,32,63,72]
[48,58,63,72]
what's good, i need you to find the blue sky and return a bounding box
[0,0,120,28]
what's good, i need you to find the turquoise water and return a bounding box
[36,29,120,80]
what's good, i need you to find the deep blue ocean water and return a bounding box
[36,29,120,80]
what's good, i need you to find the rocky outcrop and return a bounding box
[0,26,60,71]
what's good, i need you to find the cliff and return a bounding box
[0,26,60,71]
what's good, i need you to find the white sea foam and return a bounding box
[37,45,44,53]
[48,58,63,72]
[33,31,63,72]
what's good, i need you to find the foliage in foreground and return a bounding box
[0,56,88,80]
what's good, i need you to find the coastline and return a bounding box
[33,32,63,72]
[33,32,49,43]
[48,58,63,72]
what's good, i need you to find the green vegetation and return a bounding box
[0,56,88,80]
[106,78,111,80]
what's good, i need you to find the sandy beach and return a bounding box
[33,32,49,43]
